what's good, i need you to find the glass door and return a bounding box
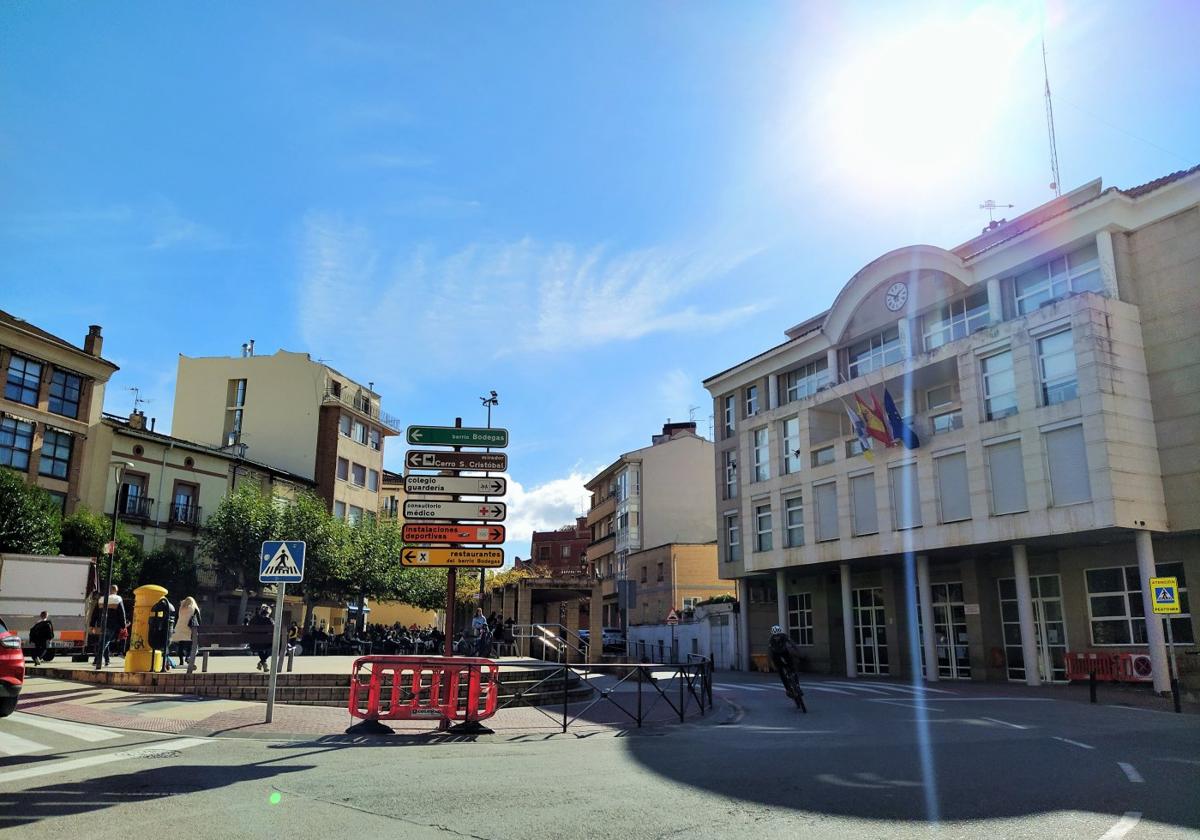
[853,587,888,675]
[998,574,1068,683]
[918,582,972,679]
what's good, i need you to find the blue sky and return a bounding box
[2,2,1197,556]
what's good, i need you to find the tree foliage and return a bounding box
[138,545,199,600]
[0,467,62,555]
[60,507,144,590]
[199,483,278,599]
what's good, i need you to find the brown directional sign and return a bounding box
[400,547,504,568]
[404,450,507,472]
[402,523,506,545]
[404,475,506,496]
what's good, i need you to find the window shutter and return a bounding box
[1045,425,1091,505]
[987,439,1028,514]
[815,482,839,542]
[935,452,971,523]
[850,474,878,536]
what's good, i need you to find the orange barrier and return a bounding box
[1064,651,1155,683]
[348,656,499,726]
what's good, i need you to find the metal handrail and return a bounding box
[509,623,588,663]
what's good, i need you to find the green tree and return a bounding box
[199,483,278,621]
[0,467,61,554]
[138,545,199,601]
[342,516,407,632]
[276,491,348,628]
[60,508,144,590]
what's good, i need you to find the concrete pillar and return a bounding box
[959,556,988,681]
[736,577,751,671]
[840,563,856,678]
[1135,531,1170,694]
[516,584,532,657]
[986,276,1003,324]
[588,583,603,664]
[775,569,788,632]
[897,318,912,358]
[916,555,939,682]
[1096,230,1120,300]
[826,348,839,383]
[1012,544,1041,687]
[768,373,779,410]
[564,599,581,664]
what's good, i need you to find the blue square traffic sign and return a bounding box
[260,540,305,583]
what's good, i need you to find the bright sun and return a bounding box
[814,6,1037,195]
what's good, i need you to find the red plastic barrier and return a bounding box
[348,656,499,725]
[1064,651,1154,683]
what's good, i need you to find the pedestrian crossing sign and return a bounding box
[1150,576,1180,615]
[260,541,305,583]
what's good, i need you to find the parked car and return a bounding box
[601,628,626,651]
[0,616,25,717]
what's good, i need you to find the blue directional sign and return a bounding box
[260,541,306,583]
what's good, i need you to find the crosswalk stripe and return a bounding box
[824,681,955,695]
[0,737,210,785]
[10,713,122,742]
[0,731,49,757]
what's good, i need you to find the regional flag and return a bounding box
[844,403,875,462]
[883,388,921,450]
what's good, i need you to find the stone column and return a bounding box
[736,577,751,671]
[1012,544,1041,687]
[588,583,603,665]
[516,584,532,657]
[767,373,779,410]
[564,598,581,664]
[775,569,788,632]
[826,348,839,383]
[1135,531,1170,694]
[987,276,1003,324]
[916,555,939,682]
[1096,230,1120,299]
[840,563,856,678]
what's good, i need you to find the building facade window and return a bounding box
[0,417,35,470]
[1013,241,1102,315]
[922,291,989,351]
[847,326,902,379]
[640,566,647,583]
[745,385,759,417]
[850,472,879,536]
[724,513,741,562]
[723,395,736,438]
[981,350,1017,420]
[814,481,838,542]
[889,462,922,530]
[1086,562,1191,645]
[1038,329,1078,405]
[781,417,801,474]
[657,562,664,581]
[926,384,954,410]
[931,410,963,435]
[38,429,73,479]
[351,463,366,486]
[723,450,737,499]
[754,503,773,552]
[5,355,42,406]
[336,457,349,481]
[811,445,834,468]
[368,429,381,450]
[934,451,971,523]
[752,428,769,482]
[986,439,1028,514]
[787,593,813,645]
[784,494,804,547]
[782,359,829,403]
[367,469,379,492]
[333,501,346,519]
[1044,424,1091,506]
[48,370,83,419]
[339,415,351,436]
[348,505,363,524]
[352,421,367,445]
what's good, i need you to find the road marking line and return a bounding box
[801,686,856,695]
[824,681,956,695]
[10,713,121,742]
[0,731,49,757]
[1052,736,1096,750]
[980,716,1029,730]
[1117,762,1144,784]
[1098,811,1141,839]
[0,737,210,785]
[867,699,946,712]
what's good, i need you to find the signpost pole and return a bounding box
[265,581,285,724]
[443,417,463,660]
[1165,617,1180,713]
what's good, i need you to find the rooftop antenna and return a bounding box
[128,387,151,413]
[978,200,1015,233]
[687,404,700,422]
[1043,37,1062,197]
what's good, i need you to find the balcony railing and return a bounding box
[322,388,402,433]
[168,501,202,528]
[118,495,153,521]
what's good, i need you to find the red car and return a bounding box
[0,615,24,717]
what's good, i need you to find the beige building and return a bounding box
[705,166,1200,693]
[584,421,717,630]
[627,542,723,625]
[1,311,117,514]
[172,347,400,522]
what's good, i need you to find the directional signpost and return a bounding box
[1151,576,1182,712]
[405,450,507,472]
[407,425,509,448]
[404,475,507,496]
[259,540,305,724]
[402,523,505,545]
[403,500,506,521]
[401,547,504,568]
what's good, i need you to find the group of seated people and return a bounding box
[295,614,517,658]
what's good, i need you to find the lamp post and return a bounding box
[94,460,133,670]
[478,391,499,603]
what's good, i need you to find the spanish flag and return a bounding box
[856,393,893,447]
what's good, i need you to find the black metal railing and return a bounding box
[321,387,401,432]
[168,501,202,527]
[118,495,153,520]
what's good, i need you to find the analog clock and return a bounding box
[884,281,908,311]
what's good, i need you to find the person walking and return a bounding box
[91,585,126,667]
[29,611,54,666]
[249,604,274,671]
[172,597,200,668]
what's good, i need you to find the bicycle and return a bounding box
[779,662,807,713]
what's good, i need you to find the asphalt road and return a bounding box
[1,672,1197,839]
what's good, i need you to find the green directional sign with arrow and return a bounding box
[406,425,508,448]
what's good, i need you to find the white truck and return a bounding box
[0,554,95,661]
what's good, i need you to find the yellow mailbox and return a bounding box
[125,584,167,673]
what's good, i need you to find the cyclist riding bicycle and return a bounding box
[767,624,803,697]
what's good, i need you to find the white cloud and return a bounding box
[297,214,762,371]
[496,470,595,561]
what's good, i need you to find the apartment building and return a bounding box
[704,166,1200,693]
[584,421,717,630]
[627,542,723,625]
[172,347,400,521]
[526,517,590,576]
[1,311,117,513]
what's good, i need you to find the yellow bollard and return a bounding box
[125,584,167,673]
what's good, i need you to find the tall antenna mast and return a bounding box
[1043,38,1062,197]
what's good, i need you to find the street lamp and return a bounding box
[94,460,134,670]
[478,391,499,602]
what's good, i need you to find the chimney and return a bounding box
[128,410,146,430]
[241,343,248,357]
[84,325,103,357]
[248,339,255,356]
[150,417,156,432]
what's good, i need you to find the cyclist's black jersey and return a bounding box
[768,633,791,664]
